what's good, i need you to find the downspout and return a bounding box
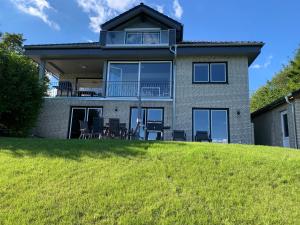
[169,45,177,132]
[285,95,298,149]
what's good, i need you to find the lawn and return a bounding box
[0,138,299,225]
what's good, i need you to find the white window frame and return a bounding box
[106,61,173,98]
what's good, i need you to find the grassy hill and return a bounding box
[0,138,299,225]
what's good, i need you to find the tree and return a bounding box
[251,46,300,112]
[0,32,46,136]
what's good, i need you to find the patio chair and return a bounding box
[91,117,105,139]
[195,131,212,142]
[56,81,73,96]
[145,121,164,140]
[172,130,186,141]
[107,118,121,138]
[79,120,91,139]
[120,123,128,140]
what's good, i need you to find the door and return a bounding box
[69,107,103,139]
[280,111,290,147]
[69,108,86,139]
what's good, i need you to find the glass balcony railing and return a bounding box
[106,81,172,98]
[46,81,172,98]
[106,30,169,46]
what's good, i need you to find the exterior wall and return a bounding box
[175,56,252,143]
[33,98,172,140]
[252,103,298,148]
[294,99,300,148]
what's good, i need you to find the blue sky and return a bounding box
[1,0,300,93]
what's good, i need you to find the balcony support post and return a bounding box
[39,59,46,82]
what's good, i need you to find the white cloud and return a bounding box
[155,5,164,13]
[10,0,60,30]
[251,55,273,69]
[173,0,183,19]
[77,0,137,33]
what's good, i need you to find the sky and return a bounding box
[0,0,300,93]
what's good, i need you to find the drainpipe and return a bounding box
[285,95,298,149]
[169,45,177,132]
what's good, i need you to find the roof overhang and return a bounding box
[24,42,263,73]
[251,88,300,119]
[177,44,263,65]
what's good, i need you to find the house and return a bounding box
[251,89,300,149]
[24,3,263,142]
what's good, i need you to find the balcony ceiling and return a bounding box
[46,59,103,75]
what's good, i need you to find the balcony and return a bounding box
[105,30,170,46]
[46,80,172,99]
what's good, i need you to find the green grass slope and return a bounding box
[0,138,299,225]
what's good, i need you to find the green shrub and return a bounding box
[0,33,46,136]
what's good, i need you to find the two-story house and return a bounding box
[24,3,263,142]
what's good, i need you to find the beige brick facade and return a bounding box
[175,56,252,143]
[33,98,173,140]
[33,56,253,143]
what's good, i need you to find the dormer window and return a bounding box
[126,30,160,45]
[106,29,169,46]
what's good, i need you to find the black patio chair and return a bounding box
[107,118,121,138]
[195,131,212,142]
[79,120,91,139]
[119,123,128,140]
[172,130,186,141]
[91,117,105,139]
[56,81,73,96]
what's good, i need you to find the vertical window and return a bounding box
[211,63,226,82]
[282,113,289,137]
[107,63,139,97]
[193,63,209,82]
[193,109,229,143]
[211,110,228,142]
[193,62,227,83]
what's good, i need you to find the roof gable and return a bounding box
[101,3,183,41]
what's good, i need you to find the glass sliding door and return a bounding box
[193,109,229,143]
[69,107,103,139]
[211,110,228,143]
[107,63,139,97]
[130,107,164,140]
[107,61,172,98]
[140,62,172,97]
[130,108,146,139]
[146,108,163,140]
[69,108,86,139]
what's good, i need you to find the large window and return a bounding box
[107,61,172,98]
[193,108,229,143]
[193,62,227,83]
[130,107,164,140]
[126,31,160,45]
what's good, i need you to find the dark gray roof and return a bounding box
[179,41,264,47]
[251,88,300,119]
[101,3,183,29]
[24,42,100,49]
[24,41,264,49]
